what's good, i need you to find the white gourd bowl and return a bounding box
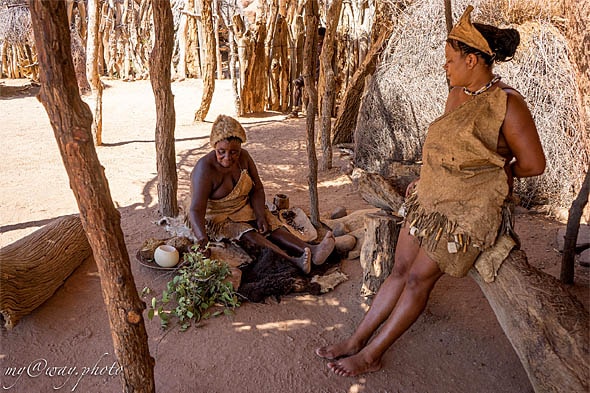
[154,245,179,268]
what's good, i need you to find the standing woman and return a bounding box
[315,6,545,377]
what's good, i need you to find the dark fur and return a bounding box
[237,240,342,303]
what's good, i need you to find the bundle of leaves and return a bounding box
[147,249,240,331]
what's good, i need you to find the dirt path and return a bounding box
[0,79,587,393]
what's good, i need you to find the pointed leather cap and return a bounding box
[448,5,493,56]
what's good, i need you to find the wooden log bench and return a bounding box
[0,215,92,329]
[355,169,589,393]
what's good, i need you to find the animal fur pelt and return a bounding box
[237,240,343,303]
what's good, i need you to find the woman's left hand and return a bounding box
[256,216,269,235]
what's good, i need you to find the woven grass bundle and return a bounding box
[0,1,32,45]
[354,0,588,213]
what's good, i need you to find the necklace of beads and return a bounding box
[463,75,501,96]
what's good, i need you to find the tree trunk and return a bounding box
[150,0,178,218]
[86,0,103,146]
[360,211,402,298]
[318,0,342,170]
[239,10,268,114]
[220,10,241,115]
[194,0,217,121]
[561,169,589,283]
[332,25,392,145]
[470,250,589,393]
[28,2,155,392]
[303,0,320,226]
[0,215,91,330]
[213,0,223,80]
[177,11,188,81]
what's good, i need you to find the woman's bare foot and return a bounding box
[292,247,311,274]
[311,231,336,265]
[314,338,361,360]
[327,353,382,377]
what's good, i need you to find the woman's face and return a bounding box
[443,43,469,87]
[214,139,241,168]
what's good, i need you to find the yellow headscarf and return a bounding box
[209,115,247,147]
[448,5,494,57]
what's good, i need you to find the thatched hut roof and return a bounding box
[0,1,32,45]
[354,0,588,213]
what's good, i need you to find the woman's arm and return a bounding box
[502,90,546,178]
[189,158,214,250]
[243,149,269,234]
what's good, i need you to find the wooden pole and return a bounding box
[560,169,589,283]
[28,2,155,391]
[318,0,342,170]
[86,0,103,146]
[194,0,217,121]
[303,0,320,226]
[150,0,179,218]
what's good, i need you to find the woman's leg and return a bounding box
[241,230,311,273]
[315,224,421,360]
[268,227,335,265]
[327,248,443,377]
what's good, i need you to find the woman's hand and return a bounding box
[195,238,212,258]
[256,216,269,235]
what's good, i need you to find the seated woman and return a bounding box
[188,115,335,274]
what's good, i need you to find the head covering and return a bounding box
[448,5,493,57]
[209,115,247,147]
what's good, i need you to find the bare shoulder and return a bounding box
[193,151,216,177]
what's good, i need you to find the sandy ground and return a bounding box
[0,78,588,393]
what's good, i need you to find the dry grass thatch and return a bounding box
[0,1,31,45]
[354,0,589,214]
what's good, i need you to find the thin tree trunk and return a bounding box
[28,2,155,392]
[86,0,103,146]
[150,0,178,218]
[303,0,320,226]
[177,11,188,80]
[220,9,241,115]
[213,0,223,79]
[194,0,217,121]
[318,0,342,170]
[560,169,589,283]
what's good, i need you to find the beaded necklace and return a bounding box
[463,75,501,96]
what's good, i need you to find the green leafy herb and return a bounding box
[146,248,240,330]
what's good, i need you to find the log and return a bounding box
[470,250,589,393]
[0,215,91,329]
[351,167,405,213]
[360,211,402,298]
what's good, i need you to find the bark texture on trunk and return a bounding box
[471,251,589,393]
[194,0,217,121]
[86,0,103,146]
[318,0,342,170]
[150,0,178,218]
[0,215,91,329]
[360,211,401,298]
[560,170,589,283]
[28,2,155,391]
[303,0,320,226]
